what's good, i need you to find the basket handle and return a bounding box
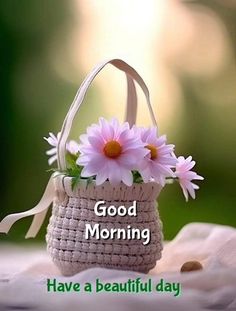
[57,58,157,171]
[125,74,137,126]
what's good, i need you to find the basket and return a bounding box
[46,176,163,275]
[0,59,164,276]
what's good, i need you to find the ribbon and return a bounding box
[0,174,55,238]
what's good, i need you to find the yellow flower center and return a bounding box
[146,144,158,160]
[103,140,122,158]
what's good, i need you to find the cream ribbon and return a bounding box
[0,58,157,238]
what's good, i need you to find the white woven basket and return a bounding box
[48,59,163,275]
[46,176,163,276]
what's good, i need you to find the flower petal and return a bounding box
[88,136,104,152]
[180,183,189,201]
[118,154,136,169]
[46,147,57,156]
[108,161,121,185]
[96,167,109,185]
[67,140,79,154]
[48,155,57,166]
[121,169,133,186]
[76,154,90,166]
[140,167,152,183]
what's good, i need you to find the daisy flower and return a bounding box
[136,127,177,186]
[76,118,148,186]
[44,132,79,165]
[175,156,204,201]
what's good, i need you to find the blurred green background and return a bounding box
[0,0,235,243]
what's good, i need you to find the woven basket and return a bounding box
[46,176,163,276]
[46,59,164,275]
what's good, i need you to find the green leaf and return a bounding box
[46,168,59,173]
[66,152,78,170]
[71,174,81,190]
[132,170,144,183]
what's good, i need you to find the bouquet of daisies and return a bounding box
[45,117,203,201]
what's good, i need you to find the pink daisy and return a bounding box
[44,132,79,165]
[76,118,148,186]
[175,156,204,201]
[136,127,177,186]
